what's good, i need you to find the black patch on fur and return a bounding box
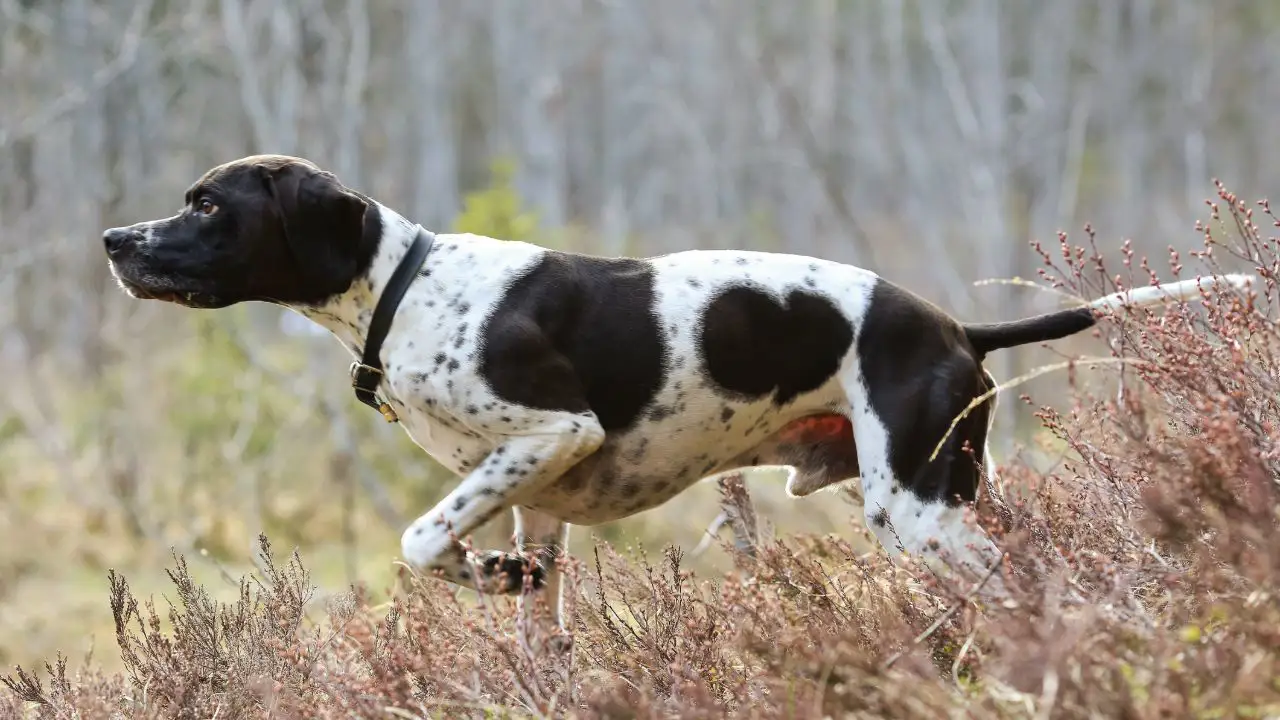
[480,552,545,593]
[858,279,992,505]
[478,252,667,431]
[698,286,853,405]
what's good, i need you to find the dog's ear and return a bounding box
[258,160,369,299]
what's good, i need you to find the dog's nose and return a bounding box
[102,227,142,256]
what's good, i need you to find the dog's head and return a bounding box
[102,154,378,309]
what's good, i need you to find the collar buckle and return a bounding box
[350,362,399,423]
[349,360,383,386]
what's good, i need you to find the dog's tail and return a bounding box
[963,273,1255,356]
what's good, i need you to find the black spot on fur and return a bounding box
[477,253,667,431]
[648,405,673,422]
[872,507,889,527]
[698,286,853,405]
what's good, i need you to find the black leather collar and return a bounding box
[350,225,436,422]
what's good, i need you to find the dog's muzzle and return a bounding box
[103,226,144,258]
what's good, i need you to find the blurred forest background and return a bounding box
[0,0,1276,670]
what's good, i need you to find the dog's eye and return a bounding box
[196,198,219,216]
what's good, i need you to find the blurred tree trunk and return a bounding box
[491,0,566,230]
[404,0,459,228]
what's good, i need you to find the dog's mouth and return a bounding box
[112,271,226,309]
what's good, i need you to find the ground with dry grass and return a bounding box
[4,185,1280,718]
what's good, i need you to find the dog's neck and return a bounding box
[288,203,426,358]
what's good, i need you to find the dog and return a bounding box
[102,154,1253,622]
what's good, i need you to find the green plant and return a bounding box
[451,159,543,243]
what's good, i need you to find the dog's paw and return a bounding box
[475,550,545,594]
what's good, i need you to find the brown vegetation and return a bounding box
[4,186,1279,719]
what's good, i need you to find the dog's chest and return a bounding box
[381,334,500,476]
[395,402,494,476]
[371,236,550,474]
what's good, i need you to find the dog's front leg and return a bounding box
[400,419,602,595]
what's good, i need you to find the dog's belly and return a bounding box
[521,404,858,525]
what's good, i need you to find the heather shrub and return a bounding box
[5,183,1280,718]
